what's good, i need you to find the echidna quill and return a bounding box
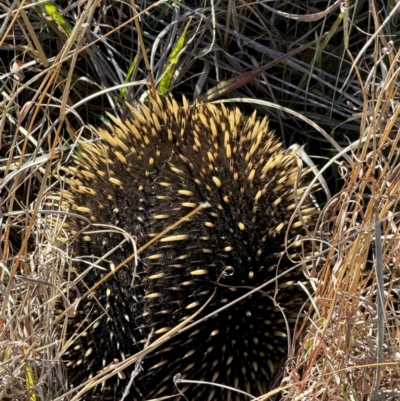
[55,97,318,400]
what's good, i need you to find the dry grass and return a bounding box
[1,0,400,400]
[281,90,400,400]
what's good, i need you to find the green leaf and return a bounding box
[38,1,73,36]
[158,19,191,94]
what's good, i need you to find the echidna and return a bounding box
[55,97,318,400]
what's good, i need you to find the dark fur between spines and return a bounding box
[58,97,318,401]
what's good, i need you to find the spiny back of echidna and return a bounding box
[56,97,318,400]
